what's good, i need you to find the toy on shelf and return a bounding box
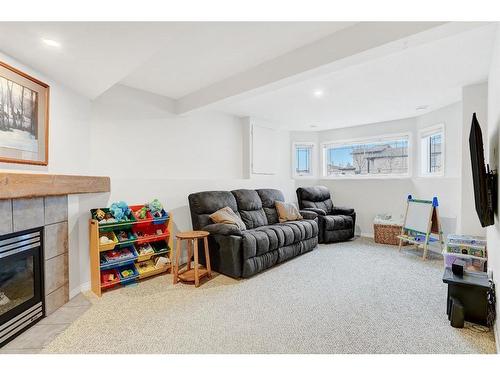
[155,256,170,268]
[135,206,148,220]
[100,269,120,288]
[115,230,136,244]
[121,268,134,277]
[99,232,118,251]
[109,201,132,222]
[137,243,154,256]
[147,199,163,218]
[105,248,131,261]
[96,211,117,224]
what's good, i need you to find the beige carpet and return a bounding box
[42,238,496,354]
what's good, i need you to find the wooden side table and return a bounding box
[173,230,212,287]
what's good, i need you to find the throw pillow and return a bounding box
[209,206,246,230]
[275,201,303,223]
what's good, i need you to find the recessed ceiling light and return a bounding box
[310,125,319,128]
[416,105,429,111]
[42,38,61,48]
[313,89,325,98]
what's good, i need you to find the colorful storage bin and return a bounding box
[135,224,169,244]
[136,243,155,262]
[99,231,118,251]
[100,246,138,269]
[117,264,139,284]
[114,229,137,247]
[151,209,169,225]
[101,269,120,289]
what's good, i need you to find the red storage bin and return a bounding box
[101,269,120,289]
[135,223,169,244]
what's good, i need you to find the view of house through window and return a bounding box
[294,143,313,176]
[420,125,444,175]
[323,135,409,177]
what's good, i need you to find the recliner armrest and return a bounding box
[302,208,327,216]
[332,206,355,216]
[202,223,243,236]
[299,210,318,220]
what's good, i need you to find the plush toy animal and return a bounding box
[147,199,163,217]
[109,201,131,221]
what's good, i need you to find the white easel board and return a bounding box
[404,199,434,234]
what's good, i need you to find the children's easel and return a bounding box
[397,195,444,260]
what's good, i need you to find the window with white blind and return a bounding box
[420,124,444,176]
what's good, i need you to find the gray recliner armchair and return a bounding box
[296,186,356,243]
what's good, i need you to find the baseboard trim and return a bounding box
[69,282,91,299]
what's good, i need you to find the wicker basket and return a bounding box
[373,223,407,246]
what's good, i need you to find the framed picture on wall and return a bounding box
[0,60,49,165]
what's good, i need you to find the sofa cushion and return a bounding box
[241,219,318,260]
[275,201,303,223]
[296,186,334,214]
[323,215,353,230]
[209,206,246,230]
[278,219,318,241]
[231,189,268,229]
[188,191,239,229]
[256,189,285,225]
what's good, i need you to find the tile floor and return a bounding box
[0,293,91,354]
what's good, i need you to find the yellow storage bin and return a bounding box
[136,259,169,279]
[99,232,118,251]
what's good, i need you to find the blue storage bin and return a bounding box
[151,209,169,225]
[117,263,139,285]
[100,245,138,270]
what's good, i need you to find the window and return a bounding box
[293,143,314,177]
[420,124,444,176]
[322,134,410,178]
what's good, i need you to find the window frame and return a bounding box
[419,123,445,178]
[320,132,412,180]
[292,142,315,178]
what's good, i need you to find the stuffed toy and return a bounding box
[95,209,106,221]
[135,206,148,220]
[109,201,131,221]
[147,199,163,217]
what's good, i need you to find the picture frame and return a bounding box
[0,60,49,166]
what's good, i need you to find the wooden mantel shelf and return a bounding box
[0,172,110,199]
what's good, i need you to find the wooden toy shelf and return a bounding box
[89,210,174,297]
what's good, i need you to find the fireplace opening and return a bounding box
[0,228,44,347]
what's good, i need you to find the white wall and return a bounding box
[291,103,464,237]
[486,24,500,351]
[0,52,92,174]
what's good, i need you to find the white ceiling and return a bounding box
[0,22,353,99]
[0,22,496,131]
[121,22,355,99]
[212,24,497,130]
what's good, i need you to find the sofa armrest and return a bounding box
[299,210,318,220]
[303,208,327,216]
[202,223,243,236]
[332,206,355,216]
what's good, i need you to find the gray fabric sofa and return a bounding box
[188,189,319,278]
[296,186,356,243]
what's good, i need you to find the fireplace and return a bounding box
[0,227,44,347]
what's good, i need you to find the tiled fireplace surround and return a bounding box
[0,196,69,316]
